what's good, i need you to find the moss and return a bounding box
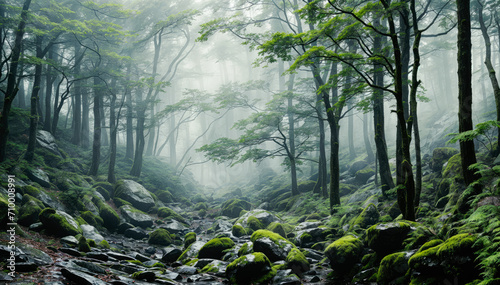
[226,252,276,284]
[201,263,220,273]
[251,229,288,244]
[95,199,119,230]
[149,262,165,268]
[198,237,235,259]
[266,222,287,238]
[184,232,196,249]
[436,233,476,259]
[377,252,410,285]
[80,211,104,227]
[87,239,96,247]
[430,147,459,172]
[351,203,380,231]
[297,180,317,193]
[238,242,253,256]
[157,207,186,224]
[22,185,41,197]
[98,240,110,249]
[198,208,207,217]
[78,236,91,252]
[18,194,45,226]
[156,189,174,203]
[113,197,132,207]
[324,235,364,273]
[39,208,82,237]
[286,248,310,275]
[148,228,173,246]
[232,224,247,237]
[246,216,264,231]
[194,202,208,211]
[442,153,463,179]
[221,198,252,218]
[365,222,412,255]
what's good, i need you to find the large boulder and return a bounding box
[80,224,104,243]
[114,180,155,212]
[120,205,154,228]
[198,237,235,260]
[251,229,295,262]
[148,228,173,246]
[25,168,51,188]
[93,199,119,230]
[221,198,252,218]
[18,195,45,226]
[350,203,380,231]
[377,251,414,285]
[36,130,63,157]
[39,208,82,237]
[178,241,205,263]
[430,147,459,173]
[237,209,281,229]
[365,222,412,255]
[324,235,363,273]
[226,252,276,285]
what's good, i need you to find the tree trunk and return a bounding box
[477,0,500,155]
[88,77,102,176]
[130,86,145,177]
[363,112,375,163]
[287,72,299,196]
[72,43,82,145]
[25,35,44,162]
[125,66,134,160]
[108,80,118,184]
[100,98,108,147]
[81,81,90,149]
[43,46,55,133]
[457,0,480,186]
[0,0,31,162]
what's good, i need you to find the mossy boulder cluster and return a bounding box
[221,198,252,218]
[226,252,276,284]
[39,208,82,237]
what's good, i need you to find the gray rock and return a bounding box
[61,268,108,285]
[179,241,205,261]
[175,265,198,275]
[86,252,108,261]
[238,209,282,228]
[273,269,301,285]
[131,271,156,282]
[253,236,295,262]
[59,247,81,257]
[107,252,135,261]
[29,222,44,232]
[124,227,148,240]
[161,247,183,263]
[160,219,187,234]
[26,168,51,188]
[80,224,104,243]
[61,236,79,247]
[115,180,155,211]
[37,130,63,157]
[121,205,154,228]
[72,260,107,274]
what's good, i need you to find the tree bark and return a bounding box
[457,0,480,186]
[71,43,82,145]
[81,81,90,149]
[0,0,32,162]
[43,46,55,133]
[130,86,145,177]
[108,80,118,183]
[88,77,102,176]
[363,112,375,163]
[125,65,134,160]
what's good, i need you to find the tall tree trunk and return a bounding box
[0,0,32,162]
[287,73,299,196]
[363,112,375,163]
[130,87,145,177]
[25,35,44,162]
[43,46,55,132]
[125,65,134,160]
[457,0,480,186]
[477,0,500,155]
[72,43,82,145]
[88,77,102,176]
[145,106,156,156]
[81,81,90,149]
[108,80,118,184]
[100,98,108,147]
[372,16,395,194]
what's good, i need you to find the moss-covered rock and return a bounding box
[156,189,174,203]
[430,147,459,173]
[377,251,412,285]
[350,203,380,231]
[442,153,463,179]
[226,252,276,284]
[92,182,113,200]
[366,222,412,255]
[78,235,91,252]
[114,179,155,211]
[194,202,208,211]
[80,211,104,228]
[120,205,154,228]
[198,237,235,260]
[246,216,264,231]
[238,242,253,256]
[157,207,186,224]
[355,167,375,185]
[184,232,196,249]
[18,194,45,226]
[298,180,317,193]
[232,224,247,237]
[286,248,310,276]
[251,229,296,262]
[39,208,82,237]
[221,198,252,218]
[324,235,364,273]
[266,222,287,238]
[94,198,120,230]
[148,228,173,246]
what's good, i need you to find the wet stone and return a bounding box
[175,265,198,275]
[59,247,82,257]
[61,268,108,285]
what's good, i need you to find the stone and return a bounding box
[59,248,82,257]
[18,194,45,226]
[198,237,235,260]
[226,252,276,284]
[36,130,63,157]
[366,222,413,255]
[80,224,104,243]
[175,265,198,275]
[25,168,51,188]
[114,180,155,211]
[178,241,205,263]
[124,227,148,240]
[324,235,364,273]
[107,252,135,261]
[377,251,414,285]
[61,236,79,247]
[39,208,82,237]
[61,268,108,285]
[86,252,108,261]
[132,271,156,282]
[238,209,281,229]
[251,230,295,262]
[221,198,252,218]
[117,222,135,234]
[160,219,187,234]
[120,205,154,228]
[162,247,183,263]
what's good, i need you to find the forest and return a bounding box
[1,0,500,284]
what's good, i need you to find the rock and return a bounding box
[324,235,364,273]
[198,237,235,260]
[117,222,134,234]
[208,219,233,234]
[354,167,375,185]
[251,229,296,262]
[29,222,44,232]
[178,241,205,263]
[377,251,414,284]
[272,269,301,285]
[25,168,51,188]
[286,248,310,277]
[221,198,252,218]
[430,147,459,173]
[160,219,187,234]
[120,205,154,228]
[114,180,155,211]
[366,222,412,255]
[36,130,63,157]
[183,232,196,249]
[80,224,104,243]
[294,228,323,248]
[59,247,82,257]
[232,224,247,237]
[148,228,173,246]
[175,265,198,275]
[157,206,187,224]
[61,268,108,285]
[86,252,108,261]
[226,252,276,284]
[238,209,281,229]
[132,271,156,282]
[349,160,368,175]
[124,227,148,240]
[73,260,107,274]
[162,247,183,263]
[107,252,135,261]
[201,260,228,275]
[39,208,82,237]
[18,194,45,226]
[61,236,79,247]
[94,199,120,230]
[350,203,380,231]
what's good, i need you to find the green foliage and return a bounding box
[447,120,500,154]
[157,207,186,224]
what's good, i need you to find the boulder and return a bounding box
[157,207,186,224]
[61,268,107,285]
[366,222,412,255]
[39,208,81,237]
[162,247,183,263]
[95,200,120,230]
[221,198,252,218]
[120,205,154,228]
[183,232,196,249]
[124,227,148,240]
[226,252,276,284]
[354,167,375,185]
[349,160,368,175]
[251,229,295,262]
[114,180,155,211]
[18,194,45,226]
[286,248,310,277]
[25,168,51,188]
[377,251,414,285]
[430,147,459,173]
[238,209,281,229]
[148,228,173,246]
[232,224,247,237]
[324,235,364,273]
[80,224,104,243]
[350,203,380,231]
[36,130,63,157]
[160,219,187,234]
[198,237,235,260]
[178,241,205,263]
